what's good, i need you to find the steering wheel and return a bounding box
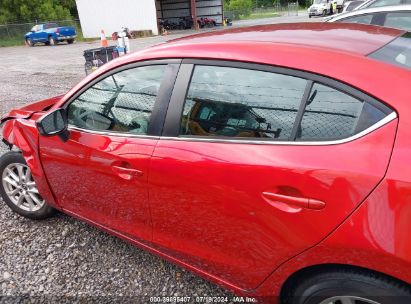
[216,126,239,137]
[72,108,114,130]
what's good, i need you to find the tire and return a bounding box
[322,10,327,16]
[0,151,55,220]
[26,39,34,47]
[309,15,312,18]
[48,36,57,46]
[284,269,411,304]
[67,39,74,44]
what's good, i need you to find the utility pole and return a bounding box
[191,0,199,30]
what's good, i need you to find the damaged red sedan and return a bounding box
[2,23,411,304]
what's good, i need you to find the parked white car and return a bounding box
[308,0,333,17]
[355,0,411,10]
[309,0,344,17]
[327,4,411,31]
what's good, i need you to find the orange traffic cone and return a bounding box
[100,29,108,47]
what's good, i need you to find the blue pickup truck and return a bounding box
[25,23,77,46]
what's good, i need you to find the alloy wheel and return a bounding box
[319,296,382,304]
[2,163,45,212]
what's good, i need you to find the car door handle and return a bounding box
[262,192,326,210]
[111,165,143,180]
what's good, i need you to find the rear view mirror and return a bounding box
[36,108,69,141]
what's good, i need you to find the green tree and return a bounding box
[60,0,78,17]
[0,0,73,23]
[228,0,253,19]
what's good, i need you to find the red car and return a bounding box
[1,23,411,303]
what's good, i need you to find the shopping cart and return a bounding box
[83,46,118,75]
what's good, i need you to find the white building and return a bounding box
[76,0,223,38]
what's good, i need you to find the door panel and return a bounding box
[149,121,397,289]
[39,132,156,240]
[38,63,176,241]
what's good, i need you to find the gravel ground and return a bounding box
[0,14,314,303]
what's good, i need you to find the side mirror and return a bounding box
[36,108,69,141]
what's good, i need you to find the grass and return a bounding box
[0,38,26,47]
[239,11,281,20]
[76,36,99,43]
[0,33,97,47]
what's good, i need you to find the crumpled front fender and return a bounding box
[1,114,59,209]
[1,94,63,143]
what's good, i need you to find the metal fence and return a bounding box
[224,3,299,20]
[0,19,82,43]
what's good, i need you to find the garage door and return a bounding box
[156,0,223,25]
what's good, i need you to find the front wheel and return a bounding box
[26,39,34,47]
[322,10,327,16]
[48,36,57,46]
[284,269,411,304]
[0,151,55,220]
[67,39,74,44]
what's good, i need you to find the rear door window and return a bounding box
[296,83,386,141]
[180,65,308,140]
[176,63,394,143]
[44,23,58,29]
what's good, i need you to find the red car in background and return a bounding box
[1,23,411,304]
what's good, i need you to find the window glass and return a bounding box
[345,1,364,12]
[367,0,401,8]
[369,32,411,70]
[180,66,307,140]
[339,14,373,24]
[297,83,386,140]
[67,65,167,134]
[44,23,58,29]
[384,12,411,31]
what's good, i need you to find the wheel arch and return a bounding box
[279,263,411,303]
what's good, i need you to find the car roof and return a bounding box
[330,4,411,21]
[62,23,411,117]
[165,23,404,56]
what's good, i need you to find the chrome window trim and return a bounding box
[159,112,397,146]
[67,125,160,140]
